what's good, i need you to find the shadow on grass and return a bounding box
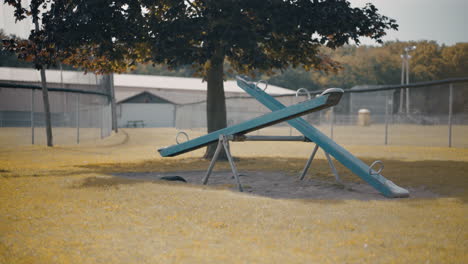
[0,168,100,178]
[77,176,152,188]
[74,157,468,203]
[72,173,355,204]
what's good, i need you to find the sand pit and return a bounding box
[114,170,438,200]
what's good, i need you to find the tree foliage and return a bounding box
[0,30,34,68]
[4,0,397,75]
[132,41,468,91]
[3,0,399,156]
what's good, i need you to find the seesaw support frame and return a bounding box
[201,134,343,192]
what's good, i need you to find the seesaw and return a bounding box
[159,88,342,157]
[235,76,409,198]
[158,87,343,191]
[158,77,409,198]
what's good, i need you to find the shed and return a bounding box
[117,91,175,128]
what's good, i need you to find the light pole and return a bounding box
[399,54,405,113]
[400,45,416,115]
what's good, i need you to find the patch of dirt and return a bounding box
[114,170,438,200]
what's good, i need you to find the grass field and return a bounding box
[1,124,468,148]
[248,124,468,148]
[0,128,467,263]
[0,127,104,147]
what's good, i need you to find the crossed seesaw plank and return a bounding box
[158,76,409,198]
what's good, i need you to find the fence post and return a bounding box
[100,104,104,139]
[289,96,294,136]
[448,83,453,148]
[31,89,35,145]
[330,107,334,140]
[76,94,80,144]
[173,104,177,128]
[399,58,405,113]
[384,92,389,145]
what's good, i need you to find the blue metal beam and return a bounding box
[236,76,409,198]
[158,90,342,157]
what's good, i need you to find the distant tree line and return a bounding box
[132,40,468,90]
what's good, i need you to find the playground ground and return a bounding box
[0,127,467,263]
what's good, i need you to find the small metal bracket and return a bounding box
[369,160,384,175]
[256,80,268,91]
[176,131,189,144]
[296,88,311,100]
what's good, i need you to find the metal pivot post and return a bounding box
[202,135,243,192]
[299,144,319,180]
[324,151,343,185]
[299,144,343,185]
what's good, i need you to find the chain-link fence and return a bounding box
[0,71,112,146]
[175,78,468,148]
[2,70,466,149]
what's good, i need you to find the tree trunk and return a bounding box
[34,18,53,147]
[203,54,227,160]
[106,73,118,133]
[39,67,53,147]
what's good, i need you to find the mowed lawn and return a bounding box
[0,128,467,263]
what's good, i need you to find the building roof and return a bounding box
[113,73,293,95]
[0,67,101,86]
[117,91,175,104]
[0,67,294,95]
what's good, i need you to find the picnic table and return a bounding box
[126,120,145,128]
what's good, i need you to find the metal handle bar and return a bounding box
[320,88,345,96]
[256,80,268,91]
[369,160,384,175]
[296,88,311,100]
[176,131,189,144]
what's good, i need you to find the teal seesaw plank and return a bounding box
[236,76,409,198]
[158,90,342,157]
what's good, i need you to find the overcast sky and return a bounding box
[1,0,467,45]
[349,0,468,45]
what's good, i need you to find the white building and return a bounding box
[0,67,294,128]
[116,91,176,128]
